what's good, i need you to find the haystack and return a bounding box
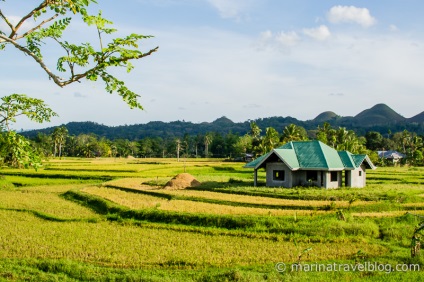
[164,173,201,190]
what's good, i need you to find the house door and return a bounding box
[345,171,350,187]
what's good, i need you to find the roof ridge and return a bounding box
[338,150,355,169]
[316,140,330,169]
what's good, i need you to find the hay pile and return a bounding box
[164,173,201,190]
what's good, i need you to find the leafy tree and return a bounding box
[127,141,139,157]
[0,0,158,108]
[0,94,57,168]
[250,121,261,141]
[52,126,68,158]
[65,135,77,156]
[316,123,366,154]
[316,122,337,147]
[138,138,154,158]
[334,127,366,154]
[204,133,213,157]
[32,132,53,158]
[73,133,97,157]
[113,139,132,157]
[256,127,280,155]
[365,131,384,151]
[250,121,263,156]
[233,134,252,156]
[281,124,308,144]
[0,94,58,131]
[210,133,225,157]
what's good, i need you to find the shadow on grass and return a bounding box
[0,207,99,223]
[192,180,266,189]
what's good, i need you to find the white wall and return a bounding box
[348,165,366,188]
[266,162,292,187]
[324,171,342,189]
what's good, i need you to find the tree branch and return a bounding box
[0,9,14,34]
[0,34,65,86]
[106,46,159,65]
[16,14,59,40]
[61,46,159,87]
[10,1,50,38]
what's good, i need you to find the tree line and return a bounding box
[21,121,424,167]
[0,93,422,169]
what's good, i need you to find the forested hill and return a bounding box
[22,104,424,140]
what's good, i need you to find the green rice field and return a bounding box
[0,158,424,281]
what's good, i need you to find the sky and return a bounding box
[1,0,424,130]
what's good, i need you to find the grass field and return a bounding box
[1,158,424,281]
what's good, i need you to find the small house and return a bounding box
[377,150,405,164]
[244,140,375,188]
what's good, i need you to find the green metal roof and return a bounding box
[243,152,270,168]
[244,140,375,171]
[338,151,356,169]
[279,141,345,170]
[353,154,376,169]
[274,149,300,169]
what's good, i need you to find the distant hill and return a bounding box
[313,111,339,123]
[22,104,424,139]
[409,111,424,123]
[353,104,406,126]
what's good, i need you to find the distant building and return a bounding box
[377,150,406,164]
[244,140,375,188]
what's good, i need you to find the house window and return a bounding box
[306,171,318,181]
[273,170,285,181]
[359,171,362,176]
[330,171,338,182]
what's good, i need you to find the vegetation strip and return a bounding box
[0,207,97,223]
[105,185,335,211]
[0,171,113,181]
[188,185,424,203]
[63,190,270,230]
[104,185,411,213]
[62,190,383,238]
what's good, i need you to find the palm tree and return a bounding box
[282,124,307,144]
[250,121,261,141]
[204,134,213,157]
[261,127,280,152]
[175,138,181,161]
[52,126,68,158]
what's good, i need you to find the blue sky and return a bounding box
[2,1,424,130]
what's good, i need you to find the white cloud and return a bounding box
[303,25,331,41]
[260,30,273,41]
[389,24,399,32]
[255,30,300,50]
[275,31,300,47]
[327,6,376,28]
[207,0,255,20]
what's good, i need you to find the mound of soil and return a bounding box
[164,173,201,190]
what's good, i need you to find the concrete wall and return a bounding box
[324,171,342,189]
[291,171,322,187]
[348,165,366,188]
[265,163,346,189]
[265,162,292,187]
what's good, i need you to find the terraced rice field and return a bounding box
[0,158,423,281]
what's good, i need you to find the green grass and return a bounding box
[1,158,424,281]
